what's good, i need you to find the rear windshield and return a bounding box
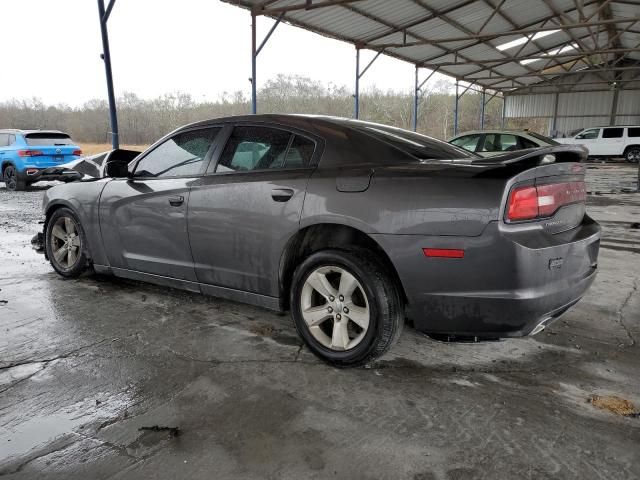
[527,131,560,145]
[354,124,476,160]
[25,132,74,146]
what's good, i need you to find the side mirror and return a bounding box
[104,160,131,178]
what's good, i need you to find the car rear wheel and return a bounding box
[625,147,640,163]
[3,165,26,191]
[291,249,403,367]
[45,208,88,277]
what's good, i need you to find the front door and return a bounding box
[188,125,318,297]
[574,128,601,155]
[99,126,222,282]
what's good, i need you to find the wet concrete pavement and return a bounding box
[1,164,639,479]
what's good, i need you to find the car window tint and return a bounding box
[576,129,599,139]
[0,134,8,147]
[629,128,640,138]
[499,134,519,151]
[450,134,481,152]
[479,134,498,152]
[519,136,538,149]
[602,128,623,138]
[8,135,16,145]
[25,133,74,146]
[216,126,292,172]
[283,135,314,168]
[134,127,221,178]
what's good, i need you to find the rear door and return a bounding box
[600,127,625,156]
[99,126,222,283]
[188,124,318,297]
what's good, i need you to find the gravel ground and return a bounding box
[0,164,639,480]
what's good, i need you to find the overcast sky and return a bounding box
[0,0,454,106]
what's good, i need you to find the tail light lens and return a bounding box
[72,149,82,156]
[18,149,44,157]
[507,181,586,222]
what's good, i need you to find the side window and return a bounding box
[498,134,519,151]
[628,128,640,138]
[519,136,538,149]
[134,127,221,178]
[576,129,600,140]
[602,128,623,139]
[0,133,9,147]
[450,134,481,152]
[283,135,315,168]
[479,134,498,152]
[216,126,292,172]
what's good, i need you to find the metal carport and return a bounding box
[96,0,640,148]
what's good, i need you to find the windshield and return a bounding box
[354,124,476,160]
[25,132,74,146]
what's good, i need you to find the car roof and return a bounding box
[579,125,640,128]
[0,129,69,135]
[451,129,537,137]
[179,113,424,138]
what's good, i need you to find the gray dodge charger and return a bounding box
[38,115,600,366]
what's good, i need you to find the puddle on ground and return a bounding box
[0,392,133,464]
[0,409,87,461]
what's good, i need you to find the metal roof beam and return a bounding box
[258,0,365,14]
[339,2,527,86]
[374,16,637,49]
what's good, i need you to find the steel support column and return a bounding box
[501,95,506,129]
[454,81,459,136]
[480,89,486,130]
[250,12,283,114]
[551,92,560,135]
[413,67,419,131]
[610,85,620,125]
[251,12,257,114]
[97,0,118,149]
[354,48,360,119]
[354,48,383,119]
[412,66,438,132]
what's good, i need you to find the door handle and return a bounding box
[168,195,184,206]
[271,188,294,202]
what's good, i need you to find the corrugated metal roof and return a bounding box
[223,0,640,94]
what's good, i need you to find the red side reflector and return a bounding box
[72,149,82,156]
[423,248,465,259]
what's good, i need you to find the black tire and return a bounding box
[3,165,26,191]
[624,146,640,163]
[290,248,403,367]
[45,207,88,278]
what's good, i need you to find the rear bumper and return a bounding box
[18,167,82,184]
[373,216,600,338]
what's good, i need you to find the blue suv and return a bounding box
[0,129,83,191]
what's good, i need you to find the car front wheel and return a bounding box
[291,249,403,367]
[3,165,26,191]
[45,208,88,277]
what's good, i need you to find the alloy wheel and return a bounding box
[627,149,640,163]
[300,265,370,351]
[50,216,82,269]
[4,166,17,190]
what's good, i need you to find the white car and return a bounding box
[556,126,640,162]
[448,130,558,157]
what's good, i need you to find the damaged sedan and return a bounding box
[34,115,600,366]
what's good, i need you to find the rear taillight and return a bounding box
[72,149,82,156]
[506,181,586,222]
[18,149,43,157]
